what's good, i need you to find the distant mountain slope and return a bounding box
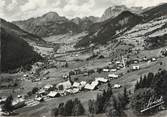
[1,26,42,72]
[13,12,81,37]
[71,16,99,31]
[0,18,45,44]
[117,16,167,50]
[100,5,143,22]
[76,3,167,48]
[145,34,167,49]
[143,3,167,21]
[75,11,142,47]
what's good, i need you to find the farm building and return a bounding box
[110,69,117,72]
[80,81,87,88]
[132,65,140,70]
[151,57,157,62]
[73,82,80,88]
[44,84,53,90]
[84,84,95,90]
[103,68,110,72]
[66,88,80,94]
[84,81,99,90]
[12,98,26,109]
[38,89,46,95]
[35,96,44,102]
[47,91,59,98]
[113,84,121,89]
[108,74,119,79]
[95,77,108,83]
[56,81,72,91]
[116,61,121,64]
[91,81,99,86]
[72,88,80,94]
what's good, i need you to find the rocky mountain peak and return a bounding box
[100,5,128,21]
[42,12,60,19]
[100,5,143,22]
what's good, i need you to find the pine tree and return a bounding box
[58,103,64,115]
[96,94,104,113]
[2,95,13,113]
[72,98,85,116]
[64,99,74,116]
[88,100,97,115]
[123,87,129,104]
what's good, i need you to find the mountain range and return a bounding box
[1,18,45,45]
[75,11,143,47]
[13,12,81,37]
[11,5,144,37]
[1,3,167,72]
[75,3,167,48]
[100,5,143,22]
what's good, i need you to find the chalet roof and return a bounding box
[56,81,72,90]
[80,81,87,87]
[110,69,117,72]
[44,84,53,89]
[108,74,119,78]
[95,77,108,83]
[38,89,46,94]
[103,69,110,72]
[91,81,99,86]
[113,84,121,88]
[12,98,25,106]
[48,91,58,97]
[84,84,95,90]
[73,82,80,87]
[85,81,99,90]
[72,88,80,93]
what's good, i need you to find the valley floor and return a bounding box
[1,32,167,117]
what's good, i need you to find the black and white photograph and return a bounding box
[1,0,167,117]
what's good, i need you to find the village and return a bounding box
[1,43,167,116]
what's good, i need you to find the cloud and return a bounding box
[0,0,5,18]
[123,0,167,8]
[1,0,167,21]
[20,0,48,11]
[6,0,18,11]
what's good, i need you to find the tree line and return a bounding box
[88,83,129,117]
[131,70,167,114]
[52,98,85,116]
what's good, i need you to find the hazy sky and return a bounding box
[0,0,167,21]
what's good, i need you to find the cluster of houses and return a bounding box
[126,56,158,71]
[28,69,120,102]
[34,72,122,101]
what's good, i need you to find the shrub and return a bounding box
[2,95,14,113]
[51,107,58,117]
[64,99,74,116]
[72,98,85,116]
[32,87,39,94]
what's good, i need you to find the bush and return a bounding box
[2,95,14,113]
[130,88,157,113]
[58,103,64,115]
[72,98,85,116]
[27,91,33,97]
[105,96,122,117]
[64,99,74,116]
[32,87,39,94]
[88,100,97,115]
[51,107,58,117]
[55,99,85,116]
